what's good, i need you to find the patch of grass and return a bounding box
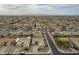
[54,37,70,49]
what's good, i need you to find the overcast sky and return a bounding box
[0,4,79,15]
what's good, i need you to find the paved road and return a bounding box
[44,29,79,55]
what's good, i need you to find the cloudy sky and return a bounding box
[0,4,79,15]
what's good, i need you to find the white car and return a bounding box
[20,51,25,55]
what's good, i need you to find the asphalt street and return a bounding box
[44,29,79,55]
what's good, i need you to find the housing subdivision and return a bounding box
[0,16,79,55]
[0,16,52,55]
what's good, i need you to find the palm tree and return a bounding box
[4,42,7,46]
[21,43,23,47]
